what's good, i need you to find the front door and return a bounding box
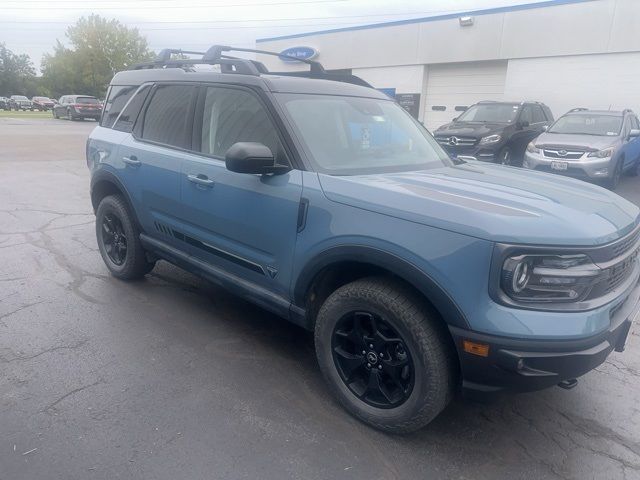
[179,85,302,298]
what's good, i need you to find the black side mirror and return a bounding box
[225,142,290,175]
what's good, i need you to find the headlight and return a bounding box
[480,134,501,145]
[587,147,614,158]
[501,254,600,304]
[526,141,540,154]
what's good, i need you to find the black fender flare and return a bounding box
[90,170,143,230]
[293,245,470,329]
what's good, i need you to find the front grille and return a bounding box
[435,136,477,147]
[612,228,640,258]
[605,255,636,293]
[543,149,585,160]
[585,224,640,299]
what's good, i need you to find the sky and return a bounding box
[1,0,550,72]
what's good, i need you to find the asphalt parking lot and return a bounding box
[1,117,639,480]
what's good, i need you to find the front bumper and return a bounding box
[450,277,640,394]
[524,151,612,180]
[438,143,501,162]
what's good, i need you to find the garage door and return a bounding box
[423,61,508,131]
[503,52,640,120]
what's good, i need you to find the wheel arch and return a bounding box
[90,171,143,231]
[293,245,469,331]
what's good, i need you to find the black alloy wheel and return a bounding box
[332,311,415,409]
[101,213,127,266]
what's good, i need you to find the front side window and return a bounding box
[456,103,520,123]
[277,93,451,175]
[141,84,195,148]
[531,105,546,123]
[548,114,623,136]
[199,87,286,163]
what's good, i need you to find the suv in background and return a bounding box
[9,95,32,111]
[87,46,640,433]
[31,96,55,111]
[433,101,553,166]
[53,95,102,121]
[524,108,640,189]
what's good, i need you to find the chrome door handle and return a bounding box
[122,155,141,167]
[187,174,214,187]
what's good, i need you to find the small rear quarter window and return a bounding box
[101,86,137,127]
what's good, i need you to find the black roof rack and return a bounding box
[129,45,371,88]
[568,107,588,113]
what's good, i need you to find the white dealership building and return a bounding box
[255,0,640,131]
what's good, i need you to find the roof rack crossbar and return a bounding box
[131,55,260,75]
[204,45,326,74]
[130,45,371,87]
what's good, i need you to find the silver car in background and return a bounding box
[523,109,640,189]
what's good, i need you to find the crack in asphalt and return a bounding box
[0,339,88,363]
[0,300,48,327]
[41,378,104,413]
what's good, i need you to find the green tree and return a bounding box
[0,43,37,96]
[42,15,154,99]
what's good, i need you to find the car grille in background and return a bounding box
[435,136,477,147]
[543,149,584,159]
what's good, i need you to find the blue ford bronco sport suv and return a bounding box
[87,46,640,433]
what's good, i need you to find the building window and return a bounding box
[455,106,468,112]
[431,105,446,111]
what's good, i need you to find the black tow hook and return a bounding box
[557,378,578,390]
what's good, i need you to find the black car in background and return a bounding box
[433,101,554,166]
[53,95,102,121]
[31,96,56,111]
[9,95,33,111]
[0,97,9,111]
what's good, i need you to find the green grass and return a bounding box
[0,110,53,118]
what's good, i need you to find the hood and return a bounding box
[318,162,639,246]
[534,132,620,151]
[434,121,506,138]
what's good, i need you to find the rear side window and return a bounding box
[113,85,151,133]
[101,86,137,127]
[141,85,195,148]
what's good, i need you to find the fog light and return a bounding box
[593,168,609,176]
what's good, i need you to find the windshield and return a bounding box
[277,93,452,175]
[77,97,100,104]
[548,114,622,136]
[13,96,28,101]
[456,103,519,123]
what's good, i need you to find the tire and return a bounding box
[607,158,623,190]
[53,109,58,119]
[496,146,513,166]
[95,195,155,280]
[315,277,456,433]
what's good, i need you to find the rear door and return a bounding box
[179,84,302,298]
[117,83,197,248]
